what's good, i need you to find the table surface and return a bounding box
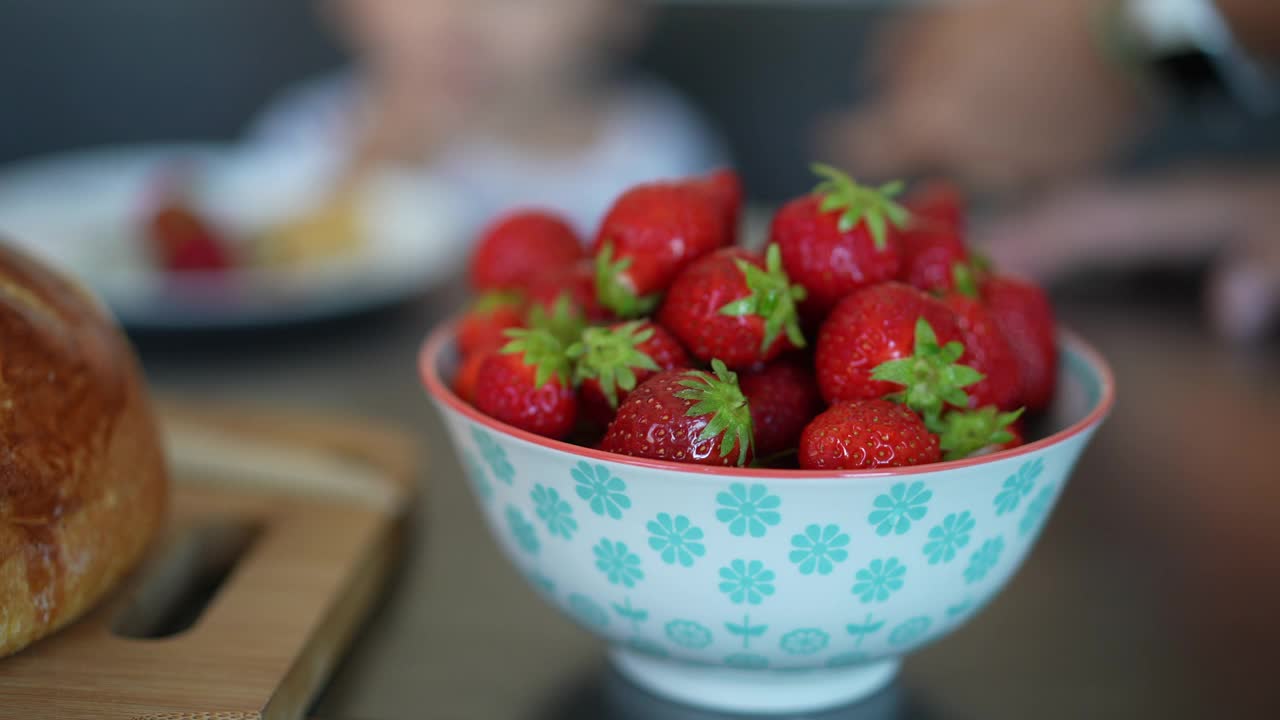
[137,275,1280,720]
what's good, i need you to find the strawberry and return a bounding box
[935,406,1025,460]
[739,356,823,459]
[689,169,743,244]
[658,244,807,369]
[593,180,730,317]
[468,209,584,292]
[771,165,906,319]
[472,328,577,439]
[568,320,691,427]
[905,180,965,235]
[942,287,1022,411]
[600,359,753,466]
[147,202,233,272]
[526,259,609,324]
[898,226,968,295]
[983,275,1058,412]
[798,399,940,470]
[456,291,525,357]
[453,346,494,404]
[815,282,968,409]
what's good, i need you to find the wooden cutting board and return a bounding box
[0,402,417,720]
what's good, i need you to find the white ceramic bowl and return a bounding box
[420,325,1114,715]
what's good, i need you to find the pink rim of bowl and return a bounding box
[419,319,1115,481]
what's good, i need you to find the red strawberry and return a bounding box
[983,275,1058,412]
[456,291,525,357]
[658,244,807,369]
[688,169,743,244]
[898,225,968,294]
[942,292,1022,410]
[148,203,233,272]
[468,209,584,292]
[936,406,1025,460]
[569,320,691,427]
[600,360,754,466]
[593,180,730,317]
[815,282,969,411]
[453,346,494,404]
[771,165,906,319]
[473,328,577,439]
[799,399,940,470]
[905,180,965,234]
[740,356,823,458]
[526,259,609,323]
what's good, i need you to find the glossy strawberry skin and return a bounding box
[942,294,1022,410]
[815,282,964,404]
[473,353,577,439]
[740,356,823,457]
[469,210,584,292]
[600,370,753,467]
[526,259,609,322]
[983,275,1058,412]
[771,195,902,319]
[689,169,743,244]
[799,399,940,470]
[658,249,794,368]
[593,182,730,306]
[456,299,524,358]
[906,181,965,234]
[453,347,493,405]
[148,205,233,272]
[899,226,967,294]
[579,322,691,428]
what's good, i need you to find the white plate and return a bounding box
[0,143,466,330]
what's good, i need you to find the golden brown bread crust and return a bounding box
[0,243,168,657]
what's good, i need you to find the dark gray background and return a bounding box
[3,0,1276,203]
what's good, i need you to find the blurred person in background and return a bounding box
[824,0,1280,342]
[246,0,725,237]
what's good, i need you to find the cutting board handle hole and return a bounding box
[111,520,261,639]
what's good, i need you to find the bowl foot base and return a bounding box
[610,649,900,715]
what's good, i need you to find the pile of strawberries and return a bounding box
[452,166,1056,471]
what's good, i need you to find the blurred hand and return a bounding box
[822,0,1149,193]
[978,170,1280,342]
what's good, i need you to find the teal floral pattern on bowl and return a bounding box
[718,560,777,605]
[716,483,782,538]
[868,482,932,536]
[424,324,1113,713]
[789,524,850,575]
[647,513,706,567]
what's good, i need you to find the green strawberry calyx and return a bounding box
[951,262,981,299]
[527,292,586,347]
[500,327,573,389]
[937,406,1025,461]
[566,321,661,409]
[718,243,808,353]
[674,359,754,466]
[470,289,524,314]
[871,317,984,430]
[811,163,911,251]
[595,240,661,319]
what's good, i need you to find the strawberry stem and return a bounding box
[952,262,980,299]
[500,327,573,389]
[871,317,984,429]
[718,244,808,352]
[673,359,754,466]
[527,292,586,346]
[471,290,524,314]
[938,406,1025,460]
[811,163,911,250]
[595,241,660,318]
[567,321,661,408]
